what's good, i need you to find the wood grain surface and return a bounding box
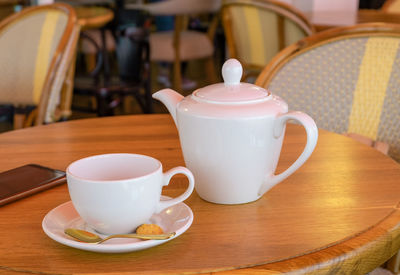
[0,114,400,274]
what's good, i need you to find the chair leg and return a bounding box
[122,96,132,114]
[143,41,152,113]
[143,70,153,113]
[204,57,218,84]
[85,53,97,73]
[13,107,36,129]
[25,109,37,127]
[386,251,400,273]
[96,89,113,116]
[144,87,153,113]
[13,113,26,129]
[173,59,182,92]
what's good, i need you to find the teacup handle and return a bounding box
[258,111,318,196]
[156,166,195,213]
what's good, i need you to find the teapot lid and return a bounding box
[192,59,270,104]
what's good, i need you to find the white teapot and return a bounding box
[153,59,318,204]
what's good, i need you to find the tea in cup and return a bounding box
[66,153,195,235]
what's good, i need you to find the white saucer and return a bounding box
[42,196,193,253]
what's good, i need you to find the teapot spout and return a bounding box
[152,88,184,127]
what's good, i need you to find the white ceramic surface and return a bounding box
[37,0,54,5]
[42,199,193,253]
[153,59,318,204]
[66,153,194,234]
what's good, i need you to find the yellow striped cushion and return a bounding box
[33,11,64,103]
[348,37,399,140]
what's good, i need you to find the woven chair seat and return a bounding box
[149,30,214,62]
[80,29,116,54]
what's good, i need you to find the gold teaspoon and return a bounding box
[64,228,176,244]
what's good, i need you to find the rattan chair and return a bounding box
[256,23,400,163]
[0,3,79,128]
[221,0,315,81]
[256,23,400,273]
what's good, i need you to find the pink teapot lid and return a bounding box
[176,58,287,118]
[192,59,270,104]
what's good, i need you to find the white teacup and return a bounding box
[66,153,195,235]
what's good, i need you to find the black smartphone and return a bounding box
[0,164,66,206]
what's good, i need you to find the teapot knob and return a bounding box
[222,59,243,86]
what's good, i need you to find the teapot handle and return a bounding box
[258,111,318,196]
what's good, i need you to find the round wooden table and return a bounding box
[1,114,400,274]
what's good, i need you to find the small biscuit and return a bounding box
[136,224,164,235]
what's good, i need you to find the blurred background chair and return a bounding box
[54,2,115,74]
[0,3,79,129]
[72,5,153,116]
[127,0,220,92]
[74,5,115,75]
[221,0,315,81]
[255,23,400,164]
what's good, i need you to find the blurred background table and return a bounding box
[308,9,400,32]
[1,114,400,274]
[357,9,400,24]
[75,5,113,30]
[57,0,113,5]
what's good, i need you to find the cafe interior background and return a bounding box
[2,0,400,274]
[0,0,392,131]
[2,0,398,162]
[0,0,400,160]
